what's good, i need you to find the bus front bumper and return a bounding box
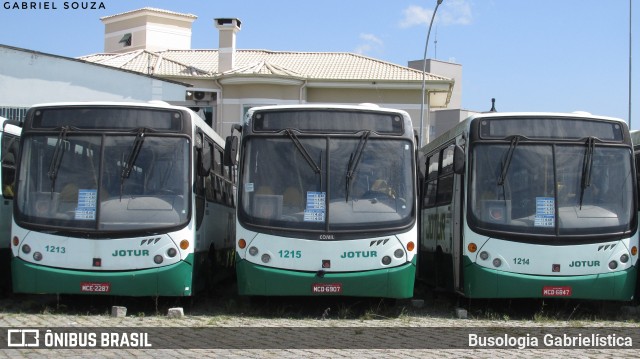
[236,258,416,299]
[11,257,194,296]
[463,260,637,300]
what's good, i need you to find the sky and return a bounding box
[0,0,638,128]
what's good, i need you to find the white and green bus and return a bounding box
[0,117,21,292]
[225,104,417,298]
[11,102,236,296]
[418,112,638,300]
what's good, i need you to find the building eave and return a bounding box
[305,79,453,91]
[216,75,305,86]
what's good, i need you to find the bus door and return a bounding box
[423,143,458,290]
[0,121,19,229]
[634,145,640,205]
[451,136,465,293]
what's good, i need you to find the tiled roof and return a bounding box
[79,49,450,82]
[223,60,306,78]
[80,50,210,77]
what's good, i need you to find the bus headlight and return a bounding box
[479,251,489,260]
[167,248,177,258]
[609,260,618,270]
[261,254,271,263]
[248,246,259,256]
[21,244,31,254]
[492,258,502,267]
[154,255,164,264]
[394,249,404,258]
[33,252,43,261]
[620,254,629,263]
[382,256,392,265]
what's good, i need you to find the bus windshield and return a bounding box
[470,142,634,239]
[15,133,190,232]
[239,135,414,234]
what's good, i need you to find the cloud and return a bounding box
[399,5,433,28]
[399,0,472,28]
[354,33,383,55]
[360,33,383,46]
[440,0,473,25]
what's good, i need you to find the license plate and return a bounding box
[542,286,572,297]
[80,282,111,293]
[311,283,342,294]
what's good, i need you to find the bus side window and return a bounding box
[212,148,223,202]
[1,154,15,198]
[1,134,18,198]
[635,151,640,204]
[423,153,439,208]
[435,145,455,205]
[205,141,218,202]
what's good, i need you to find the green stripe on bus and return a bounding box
[12,254,195,297]
[462,256,637,300]
[236,258,416,299]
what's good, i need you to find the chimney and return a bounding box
[214,18,242,73]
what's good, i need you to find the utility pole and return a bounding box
[419,0,444,148]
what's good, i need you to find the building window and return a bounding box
[119,33,132,47]
[0,107,27,122]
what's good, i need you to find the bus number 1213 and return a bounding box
[45,245,66,254]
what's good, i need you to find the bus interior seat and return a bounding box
[255,186,274,195]
[283,186,303,210]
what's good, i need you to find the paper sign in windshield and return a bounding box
[304,191,325,222]
[534,197,554,227]
[75,189,97,220]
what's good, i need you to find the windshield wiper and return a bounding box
[120,128,146,198]
[47,126,69,196]
[578,137,596,209]
[345,130,371,202]
[497,136,521,186]
[284,129,321,174]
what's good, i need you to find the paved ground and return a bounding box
[0,291,639,358]
[1,312,639,358]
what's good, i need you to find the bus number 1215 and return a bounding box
[279,250,301,259]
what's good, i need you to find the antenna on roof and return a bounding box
[489,98,497,112]
[434,26,438,59]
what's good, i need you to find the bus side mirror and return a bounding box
[224,136,238,166]
[453,145,465,174]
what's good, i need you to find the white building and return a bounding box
[0,44,191,121]
[82,7,456,141]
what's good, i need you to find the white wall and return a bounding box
[0,45,188,108]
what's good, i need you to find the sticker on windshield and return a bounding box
[244,183,255,192]
[534,197,554,227]
[75,189,97,220]
[304,191,325,222]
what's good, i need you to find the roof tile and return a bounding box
[79,49,450,82]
